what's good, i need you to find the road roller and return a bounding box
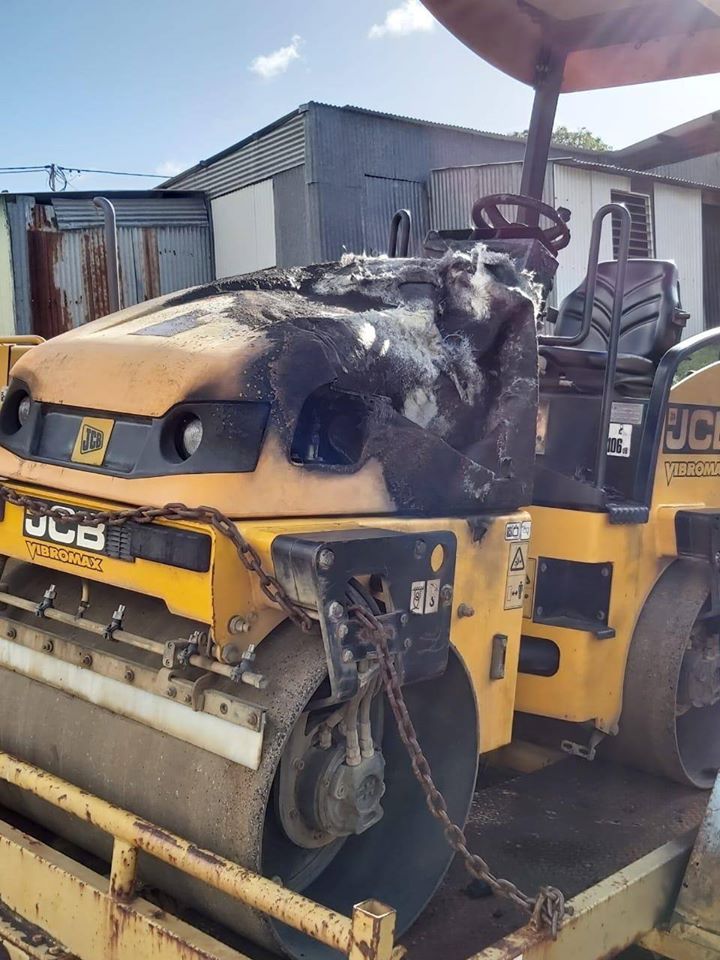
[1,4,720,960]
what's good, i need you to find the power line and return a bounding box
[0,163,166,191]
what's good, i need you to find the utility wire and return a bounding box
[0,163,166,191]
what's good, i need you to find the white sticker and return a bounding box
[505,575,525,610]
[410,581,426,615]
[520,520,532,541]
[607,423,632,458]
[611,401,644,426]
[505,521,521,541]
[424,579,440,615]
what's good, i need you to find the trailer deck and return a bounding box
[0,747,715,960]
[405,755,707,959]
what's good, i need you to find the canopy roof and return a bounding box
[422,0,720,91]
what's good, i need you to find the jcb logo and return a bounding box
[71,416,114,466]
[664,404,720,455]
[80,425,104,455]
[24,505,106,554]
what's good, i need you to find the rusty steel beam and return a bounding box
[466,834,694,960]
[0,817,245,960]
[0,750,402,960]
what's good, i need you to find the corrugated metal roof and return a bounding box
[613,110,720,170]
[163,112,306,199]
[554,157,720,193]
[52,195,209,229]
[312,102,532,145]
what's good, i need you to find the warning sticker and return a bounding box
[521,520,532,541]
[505,575,525,610]
[611,401,644,426]
[508,543,528,574]
[410,579,441,615]
[607,423,632,458]
[424,579,440,615]
[410,581,426,615]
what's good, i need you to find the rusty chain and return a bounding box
[351,603,571,938]
[0,484,314,634]
[0,482,568,935]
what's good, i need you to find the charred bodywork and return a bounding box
[0,249,539,516]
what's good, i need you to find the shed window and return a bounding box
[611,190,654,259]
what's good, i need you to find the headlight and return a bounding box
[177,415,203,459]
[18,394,31,426]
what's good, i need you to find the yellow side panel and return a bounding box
[249,512,531,755]
[518,360,720,732]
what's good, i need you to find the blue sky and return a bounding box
[2,0,719,194]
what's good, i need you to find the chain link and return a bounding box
[350,603,572,938]
[0,484,314,634]
[0,482,569,935]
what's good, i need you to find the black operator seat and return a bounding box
[540,259,689,390]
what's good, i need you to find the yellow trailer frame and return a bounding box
[1,749,718,960]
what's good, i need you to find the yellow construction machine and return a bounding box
[2,4,720,960]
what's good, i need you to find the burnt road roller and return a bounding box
[1,3,720,959]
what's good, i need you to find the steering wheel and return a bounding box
[471,193,571,255]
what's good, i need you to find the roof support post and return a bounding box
[519,51,566,209]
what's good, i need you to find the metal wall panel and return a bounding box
[429,162,554,232]
[210,179,276,278]
[8,197,212,337]
[703,204,720,328]
[53,195,209,229]
[6,196,33,334]
[305,103,534,261]
[362,176,428,257]
[652,153,720,188]
[0,200,16,336]
[273,165,311,268]
[166,113,306,200]
[654,182,705,336]
[156,225,213,294]
[552,163,631,305]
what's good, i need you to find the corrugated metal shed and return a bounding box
[211,179,277,277]
[654,182,705,337]
[304,102,549,262]
[429,162,554,232]
[4,192,213,338]
[362,176,428,256]
[163,111,306,200]
[651,153,720,189]
[52,195,209,228]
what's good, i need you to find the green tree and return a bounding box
[512,126,612,152]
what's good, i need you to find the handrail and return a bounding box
[593,204,631,489]
[0,750,402,960]
[388,209,412,258]
[539,202,630,348]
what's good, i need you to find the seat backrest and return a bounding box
[554,259,687,362]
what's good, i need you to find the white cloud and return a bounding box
[155,160,186,178]
[249,35,303,80]
[369,0,435,39]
